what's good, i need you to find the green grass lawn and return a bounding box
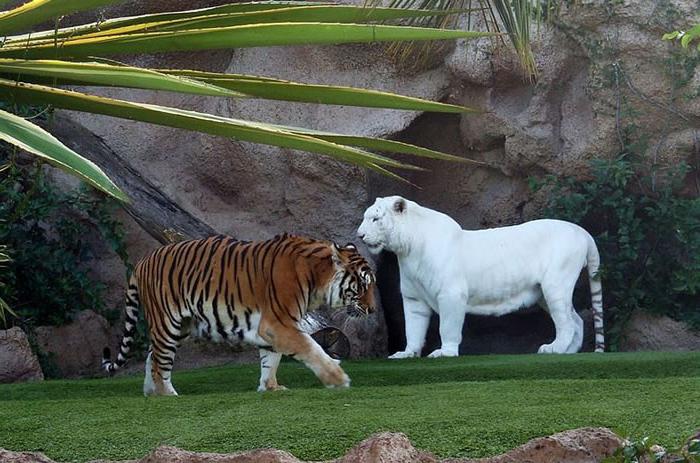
[1,352,699,462]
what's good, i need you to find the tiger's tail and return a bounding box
[586,235,605,353]
[102,274,140,374]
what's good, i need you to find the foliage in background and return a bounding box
[0,148,129,327]
[0,0,494,201]
[604,434,700,463]
[0,238,15,326]
[664,24,700,51]
[531,156,700,350]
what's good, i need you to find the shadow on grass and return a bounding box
[2,351,698,402]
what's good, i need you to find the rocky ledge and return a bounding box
[0,427,622,463]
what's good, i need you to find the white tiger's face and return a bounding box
[357,196,407,255]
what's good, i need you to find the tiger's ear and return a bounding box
[393,198,406,214]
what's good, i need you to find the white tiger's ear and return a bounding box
[393,198,406,214]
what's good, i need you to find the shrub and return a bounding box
[0,150,129,327]
[531,156,700,350]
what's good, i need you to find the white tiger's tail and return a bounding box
[101,274,140,374]
[586,235,605,352]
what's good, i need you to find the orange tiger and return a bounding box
[101,234,376,396]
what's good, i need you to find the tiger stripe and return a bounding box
[586,235,605,353]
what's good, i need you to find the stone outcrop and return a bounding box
[458,427,623,463]
[43,0,699,360]
[619,311,700,352]
[0,427,623,463]
[0,327,43,383]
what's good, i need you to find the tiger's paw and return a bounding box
[320,363,350,388]
[326,373,350,389]
[388,350,417,359]
[427,348,458,358]
[257,384,288,393]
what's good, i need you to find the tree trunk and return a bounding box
[44,113,217,245]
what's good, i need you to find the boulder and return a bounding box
[35,310,116,378]
[460,427,623,463]
[0,327,44,384]
[0,448,55,463]
[338,432,438,463]
[619,311,700,352]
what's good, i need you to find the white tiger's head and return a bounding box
[356,196,410,255]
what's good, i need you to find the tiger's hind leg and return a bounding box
[149,340,179,396]
[538,279,577,354]
[144,313,191,396]
[260,320,349,388]
[143,348,156,396]
[565,310,584,354]
[257,348,287,392]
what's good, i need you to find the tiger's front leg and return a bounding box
[259,320,350,388]
[257,348,287,392]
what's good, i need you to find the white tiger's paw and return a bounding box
[537,343,566,354]
[427,349,458,358]
[538,343,553,354]
[388,350,417,359]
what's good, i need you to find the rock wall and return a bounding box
[50,0,700,363]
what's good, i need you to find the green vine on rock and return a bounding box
[0,144,130,328]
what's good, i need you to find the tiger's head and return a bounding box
[328,243,377,317]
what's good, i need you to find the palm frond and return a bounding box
[0,1,492,198]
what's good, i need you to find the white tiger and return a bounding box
[356,196,604,357]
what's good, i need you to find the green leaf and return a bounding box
[4,2,327,42]
[160,69,478,113]
[0,22,494,59]
[0,59,245,97]
[688,438,700,454]
[0,59,478,113]
[0,107,127,201]
[0,79,422,175]
[0,0,122,36]
[12,5,474,45]
[268,124,486,164]
[662,31,680,40]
